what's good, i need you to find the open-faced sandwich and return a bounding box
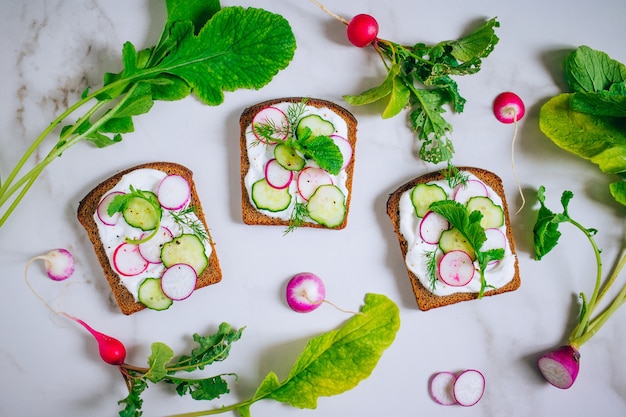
[387,167,520,310]
[77,162,221,315]
[240,97,357,231]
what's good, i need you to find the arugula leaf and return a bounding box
[343,18,499,164]
[239,293,399,415]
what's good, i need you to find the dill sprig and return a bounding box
[284,201,310,234]
[424,248,439,291]
[169,206,210,244]
[445,164,469,189]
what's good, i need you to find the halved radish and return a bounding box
[160,263,198,301]
[419,211,450,244]
[297,167,333,200]
[113,242,149,276]
[138,226,174,264]
[453,369,485,406]
[158,175,191,210]
[252,106,289,143]
[430,372,457,406]
[330,134,353,169]
[438,250,475,286]
[265,158,293,189]
[97,191,124,226]
[453,179,488,205]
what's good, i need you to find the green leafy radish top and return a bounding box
[244,99,353,231]
[398,171,516,297]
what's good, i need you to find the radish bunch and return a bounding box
[430,369,485,407]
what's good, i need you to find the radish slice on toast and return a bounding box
[252,106,289,143]
[138,226,174,264]
[158,175,191,210]
[297,167,333,200]
[453,180,488,205]
[438,250,475,286]
[113,242,149,276]
[97,191,124,226]
[330,134,352,169]
[419,211,449,244]
[161,263,198,301]
[265,159,293,189]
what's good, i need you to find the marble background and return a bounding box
[1,0,625,416]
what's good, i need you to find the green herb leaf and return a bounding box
[343,63,399,106]
[532,186,572,260]
[247,293,400,410]
[564,45,626,93]
[145,342,175,383]
[296,134,343,175]
[570,89,626,117]
[173,323,244,372]
[168,374,231,400]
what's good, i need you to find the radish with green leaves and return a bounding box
[493,91,526,214]
[533,186,626,388]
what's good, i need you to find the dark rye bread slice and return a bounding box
[239,97,357,229]
[386,167,520,311]
[77,162,222,315]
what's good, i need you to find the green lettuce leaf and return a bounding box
[564,45,626,93]
[242,293,400,413]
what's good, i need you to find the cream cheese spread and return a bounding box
[398,173,516,296]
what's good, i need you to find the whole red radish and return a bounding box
[347,14,379,47]
[493,91,525,123]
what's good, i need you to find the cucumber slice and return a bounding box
[274,143,305,171]
[439,228,476,260]
[296,114,335,139]
[466,196,504,229]
[122,192,161,231]
[307,184,346,228]
[411,183,447,218]
[251,178,292,212]
[161,234,208,275]
[138,278,173,311]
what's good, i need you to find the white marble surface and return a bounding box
[1,0,625,416]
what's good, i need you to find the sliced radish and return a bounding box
[113,242,149,276]
[430,372,457,406]
[537,345,580,389]
[97,191,124,226]
[265,159,293,189]
[419,211,450,244]
[438,250,475,286]
[453,180,488,205]
[297,167,333,200]
[330,134,353,169]
[158,175,191,210]
[252,106,289,143]
[453,369,485,406]
[483,228,507,266]
[138,226,174,264]
[160,263,198,301]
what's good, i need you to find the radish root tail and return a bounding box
[308,0,350,25]
[511,111,525,215]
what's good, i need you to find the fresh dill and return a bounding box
[424,248,439,291]
[284,201,309,234]
[445,164,469,189]
[169,206,210,244]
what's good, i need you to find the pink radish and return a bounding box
[346,14,379,47]
[430,372,457,405]
[252,106,289,143]
[158,175,191,210]
[138,226,173,264]
[65,314,127,365]
[161,263,198,301]
[453,180,488,205]
[493,91,526,214]
[330,134,353,169]
[483,228,507,266]
[25,248,75,281]
[537,345,580,389]
[286,272,326,313]
[265,158,294,189]
[419,211,449,244]
[97,191,124,226]
[438,250,475,286]
[297,167,333,200]
[113,242,149,276]
[453,369,485,406]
